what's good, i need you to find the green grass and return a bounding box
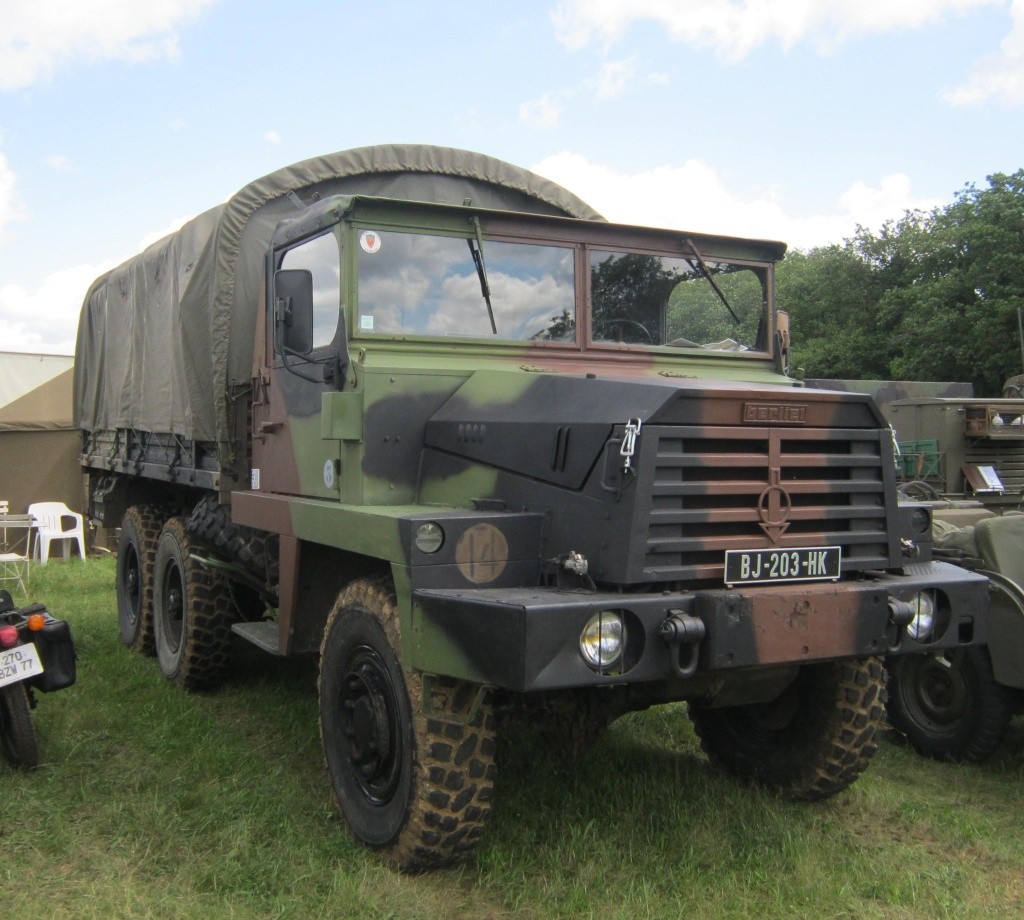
[4,558,1024,918]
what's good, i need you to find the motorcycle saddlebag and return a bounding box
[31,620,77,692]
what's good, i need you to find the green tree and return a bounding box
[778,169,1024,395]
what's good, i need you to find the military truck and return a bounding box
[858,384,1024,761]
[75,145,988,870]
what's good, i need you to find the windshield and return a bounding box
[589,250,769,352]
[356,228,576,341]
[351,222,772,354]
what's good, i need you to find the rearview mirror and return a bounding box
[274,269,314,355]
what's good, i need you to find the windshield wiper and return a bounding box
[468,217,497,334]
[684,237,741,325]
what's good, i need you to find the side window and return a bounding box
[281,232,341,349]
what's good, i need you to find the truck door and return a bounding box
[251,229,345,499]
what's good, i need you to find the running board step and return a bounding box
[231,620,283,656]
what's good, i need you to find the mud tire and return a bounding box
[153,518,235,691]
[886,647,1014,763]
[689,657,886,802]
[186,494,279,583]
[319,578,496,871]
[116,504,166,654]
[0,682,40,770]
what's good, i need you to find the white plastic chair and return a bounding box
[28,502,86,563]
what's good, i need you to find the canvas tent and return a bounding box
[0,352,82,515]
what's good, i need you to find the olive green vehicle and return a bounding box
[859,385,1024,762]
[75,146,988,870]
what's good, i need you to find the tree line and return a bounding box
[776,169,1024,396]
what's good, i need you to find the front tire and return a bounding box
[0,682,40,770]
[318,578,496,870]
[153,518,234,690]
[689,657,886,801]
[116,505,166,654]
[886,647,1014,763]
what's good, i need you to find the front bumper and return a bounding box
[412,561,987,691]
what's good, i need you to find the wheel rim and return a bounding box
[898,653,967,730]
[123,544,142,628]
[338,645,403,805]
[162,565,184,653]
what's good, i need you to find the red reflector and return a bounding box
[0,625,18,648]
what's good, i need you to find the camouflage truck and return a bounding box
[75,145,988,870]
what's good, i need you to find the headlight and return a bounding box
[579,611,625,670]
[907,592,936,641]
[414,521,444,554]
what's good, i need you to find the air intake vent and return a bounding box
[640,425,896,582]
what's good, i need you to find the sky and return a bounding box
[0,0,1022,356]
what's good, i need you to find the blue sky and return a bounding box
[1,0,1022,354]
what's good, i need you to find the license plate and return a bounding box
[0,643,44,689]
[724,546,842,586]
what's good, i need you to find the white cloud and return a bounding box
[0,263,111,354]
[593,58,637,98]
[138,215,195,250]
[44,155,72,172]
[945,0,1024,105]
[531,151,943,249]
[0,150,25,238]
[264,130,283,145]
[0,215,197,354]
[0,0,219,91]
[553,0,1002,61]
[519,93,563,128]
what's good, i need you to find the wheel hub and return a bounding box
[164,575,184,651]
[340,646,402,804]
[905,655,966,727]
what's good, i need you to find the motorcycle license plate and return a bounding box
[724,546,841,586]
[0,643,44,689]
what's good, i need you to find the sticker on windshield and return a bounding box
[360,230,382,254]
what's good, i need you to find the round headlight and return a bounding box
[907,592,936,641]
[910,506,931,536]
[579,611,625,670]
[414,522,444,554]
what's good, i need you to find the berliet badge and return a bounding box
[757,474,791,544]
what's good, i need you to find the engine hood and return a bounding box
[423,370,886,490]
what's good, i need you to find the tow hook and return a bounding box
[887,598,916,651]
[660,611,705,679]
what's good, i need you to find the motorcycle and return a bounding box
[0,589,77,769]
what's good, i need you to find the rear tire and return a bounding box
[886,647,1014,763]
[319,578,496,870]
[689,657,886,801]
[116,505,166,654]
[0,682,40,770]
[153,518,234,690]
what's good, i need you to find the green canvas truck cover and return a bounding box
[73,144,602,465]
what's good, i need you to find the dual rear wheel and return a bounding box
[116,510,234,690]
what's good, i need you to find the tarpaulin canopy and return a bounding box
[74,144,601,468]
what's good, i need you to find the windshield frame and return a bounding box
[306,196,783,362]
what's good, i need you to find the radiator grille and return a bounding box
[642,425,894,581]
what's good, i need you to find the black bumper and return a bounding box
[412,561,987,691]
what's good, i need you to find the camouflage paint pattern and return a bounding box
[87,194,989,701]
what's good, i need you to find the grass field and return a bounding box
[4,558,1024,919]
